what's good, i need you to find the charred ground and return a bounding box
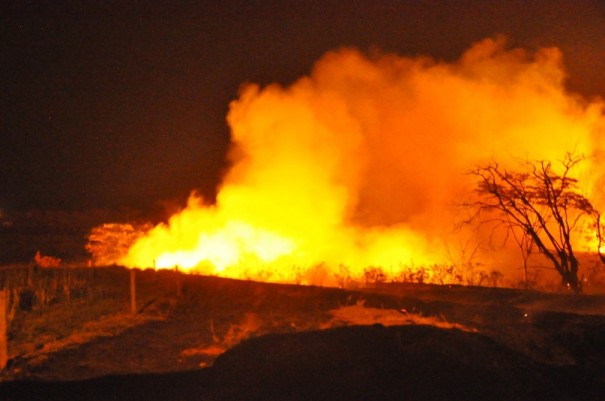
[1,268,605,400]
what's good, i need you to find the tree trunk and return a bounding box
[563,266,581,294]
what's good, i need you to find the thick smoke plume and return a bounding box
[121,37,605,285]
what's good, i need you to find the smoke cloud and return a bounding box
[122,37,605,284]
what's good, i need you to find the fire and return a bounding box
[585,226,605,255]
[115,37,604,285]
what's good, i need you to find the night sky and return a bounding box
[2,0,604,216]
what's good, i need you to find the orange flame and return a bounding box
[119,37,605,285]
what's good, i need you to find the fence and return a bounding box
[0,265,141,370]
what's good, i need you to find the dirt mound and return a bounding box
[209,324,577,401]
[3,324,600,401]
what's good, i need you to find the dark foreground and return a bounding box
[1,272,605,400]
[1,324,603,401]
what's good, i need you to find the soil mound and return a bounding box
[4,324,600,401]
[209,324,569,401]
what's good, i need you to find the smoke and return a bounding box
[121,37,605,284]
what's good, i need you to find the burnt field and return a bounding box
[1,267,605,400]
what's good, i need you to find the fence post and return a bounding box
[0,289,8,370]
[130,269,136,315]
[175,266,182,297]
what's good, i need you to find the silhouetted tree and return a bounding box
[470,154,595,293]
[510,226,536,289]
[595,212,605,265]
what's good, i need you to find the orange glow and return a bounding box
[117,37,605,285]
[34,251,61,268]
[579,226,605,256]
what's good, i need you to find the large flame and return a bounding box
[120,37,605,285]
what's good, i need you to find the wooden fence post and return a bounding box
[130,269,136,315]
[175,266,182,297]
[0,289,8,370]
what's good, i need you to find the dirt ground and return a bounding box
[1,271,605,400]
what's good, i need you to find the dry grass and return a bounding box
[323,299,477,332]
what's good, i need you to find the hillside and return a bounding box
[1,268,604,400]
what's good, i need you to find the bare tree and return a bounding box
[510,226,536,289]
[470,154,595,293]
[595,212,605,265]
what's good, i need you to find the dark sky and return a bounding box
[2,0,604,216]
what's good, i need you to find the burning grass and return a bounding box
[323,299,476,332]
[81,38,604,292]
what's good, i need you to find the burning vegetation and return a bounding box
[88,37,605,291]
